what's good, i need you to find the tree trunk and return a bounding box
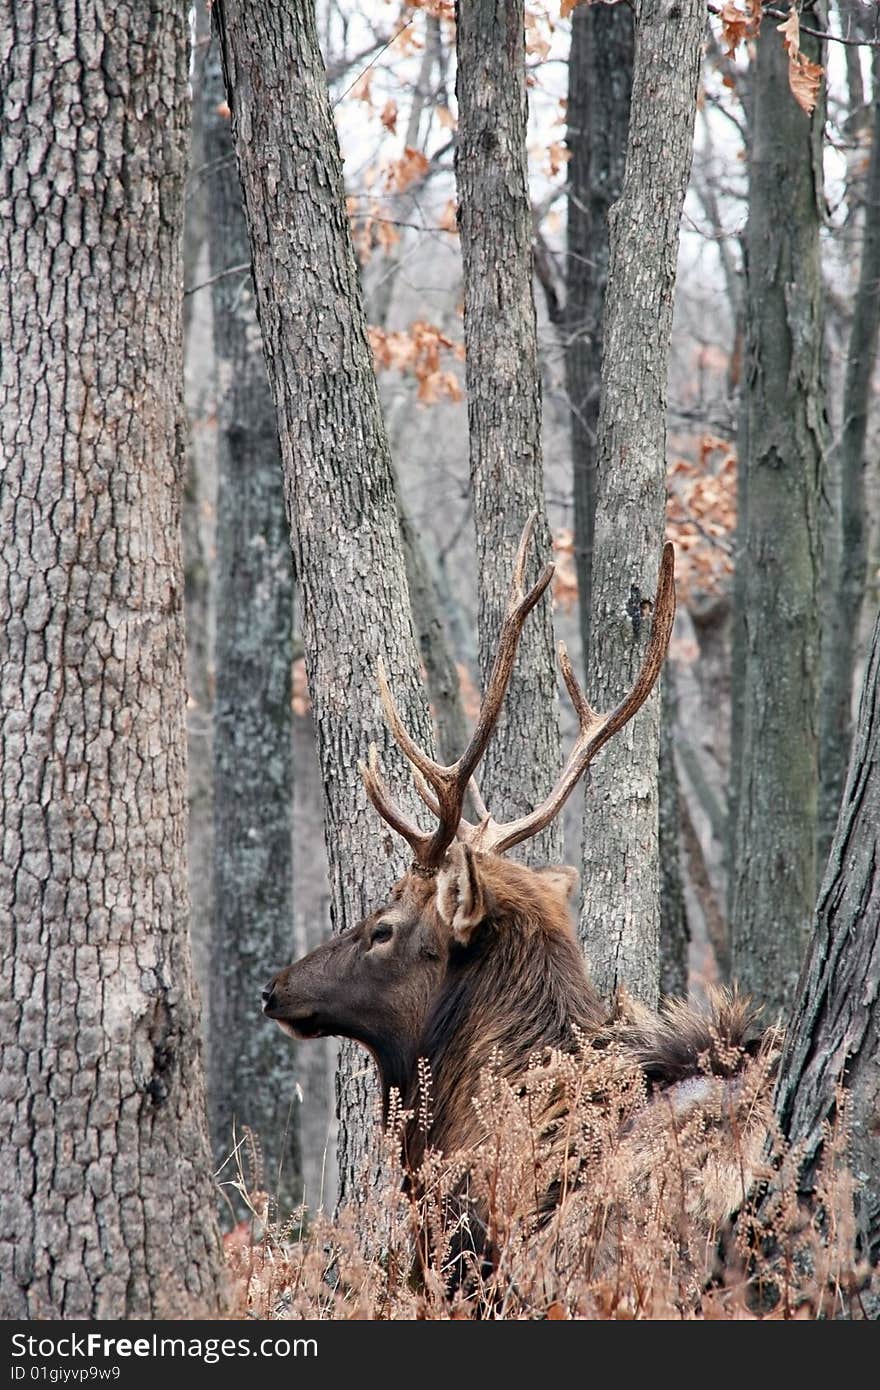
[727,59,755,930]
[730,12,826,1019]
[565,1,634,665]
[183,0,211,347]
[213,0,434,1202]
[203,47,301,1221]
[455,0,563,864]
[292,697,338,1214]
[0,0,225,1317]
[774,604,880,1273]
[819,49,880,869]
[578,0,704,1007]
[182,0,218,1053]
[396,480,472,770]
[659,673,689,999]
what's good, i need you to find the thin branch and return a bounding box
[533,228,566,328]
[365,217,457,233]
[345,156,455,202]
[707,1,880,47]
[186,153,235,193]
[184,260,251,297]
[670,508,734,555]
[702,86,749,144]
[325,35,392,86]
[331,17,416,107]
[678,779,730,978]
[437,494,473,565]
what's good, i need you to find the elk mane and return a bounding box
[407,856,606,1160]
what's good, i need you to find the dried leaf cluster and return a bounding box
[718,1,823,115]
[369,320,465,404]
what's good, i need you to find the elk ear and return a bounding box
[534,864,580,903]
[435,842,492,945]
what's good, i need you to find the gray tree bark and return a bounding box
[564,9,684,990]
[182,0,218,1050]
[578,0,704,1007]
[455,0,563,864]
[727,65,755,929]
[397,484,472,770]
[212,0,434,1202]
[0,0,225,1317]
[730,12,826,1020]
[819,49,880,869]
[659,674,689,999]
[183,0,211,347]
[565,0,634,664]
[540,4,696,979]
[292,695,338,1214]
[203,47,301,1221]
[774,603,880,1273]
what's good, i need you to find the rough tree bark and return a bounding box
[578,0,704,1006]
[397,484,472,769]
[819,48,880,868]
[774,603,880,1273]
[659,674,689,999]
[727,99,754,928]
[0,1,225,1316]
[565,5,685,990]
[182,0,221,1044]
[455,0,563,864]
[202,47,301,1220]
[730,12,826,1019]
[565,0,634,664]
[213,0,434,1201]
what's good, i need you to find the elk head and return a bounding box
[262,516,676,1119]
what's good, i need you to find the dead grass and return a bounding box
[220,1040,877,1320]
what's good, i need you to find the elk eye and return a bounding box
[369,922,394,948]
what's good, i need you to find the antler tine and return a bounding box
[467,776,490,824]
[512,508,540,592]
[358,744,433,861]
[558,640,600,728]
[412,765,442,817]
[455,510,555,790]
[412,766,487,841]
[365,511,555,868]
[376,655,445,787]
[476,542,676,857]
[592,541,676,748]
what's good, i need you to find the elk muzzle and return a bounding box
[261,961,333,1040]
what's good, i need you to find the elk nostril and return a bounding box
[262,986,275,1011]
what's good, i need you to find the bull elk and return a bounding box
[263,517,776,1277]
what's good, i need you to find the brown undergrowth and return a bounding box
[221,1039,876,1320]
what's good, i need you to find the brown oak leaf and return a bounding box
[777,10,823,116]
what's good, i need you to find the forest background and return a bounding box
[3,0,880,1319]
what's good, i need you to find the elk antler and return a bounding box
[358,512,553,870]
[359,520,676,869]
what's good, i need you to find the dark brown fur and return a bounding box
[405,855,607,1167]
[264,847,776,1218]
[612,988,774,1085]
